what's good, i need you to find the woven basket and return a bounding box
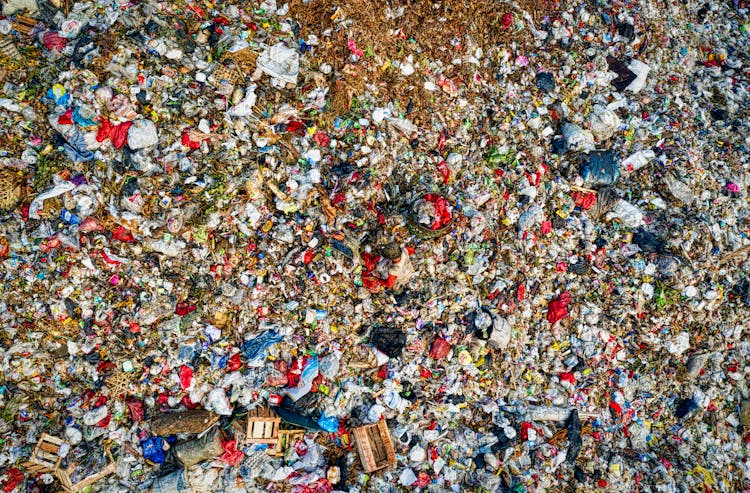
[0,167,25,213]
[406,195,453,240]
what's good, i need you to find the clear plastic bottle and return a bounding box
[664,173,695,204]
[621,149,655,173]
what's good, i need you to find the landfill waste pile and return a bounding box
[1,0,750,491]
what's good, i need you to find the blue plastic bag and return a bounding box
[317,412,339,433]
[141,436,166,464]
[61,131,95,162]
[241,330,284,366]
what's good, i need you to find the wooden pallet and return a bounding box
[22,434,116,493]
[104,371,134,400]
[352,420,396,473]
[245,406,280,446]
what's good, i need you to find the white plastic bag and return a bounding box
[589,107,621,140]
[127,119,158,149]
[625,59,650,93]
[257,43,299,86]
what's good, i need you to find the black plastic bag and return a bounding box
[565,409,582,464]
[370,325,406,358]
[581,151,620,187]
[632,228,665,254]
[606,55,637,92]
[536,72,556,93]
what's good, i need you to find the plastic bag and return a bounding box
[141,436,166,464]
[429,338,450,359]
[127,119,158,149]
[97,119,132,149]
[151,470,191,493]
[606,55,637,92]
[257,43,300,87]
[60,131,95,162]
[565,410,582,464]
[625,59,650,93]
[316,413,339,433]
[206,388,232,415]
[286,356,319,401]
[561,123,594,152]
[29,175,77,219]
[241,330,284,367]
[370,325,406,358]
[536,72,555,92]
[588,108,621,141]
[580,151,620,187]
[547,291,572,324]
[606,200,645,228]
[174,427,224,467]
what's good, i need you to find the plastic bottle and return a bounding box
[319,353,340,379]
[621,149,655,172]
[664,173,695,204]
[60,209,82,225]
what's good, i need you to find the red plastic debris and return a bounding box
[547,291,572,324]
[609,400,623,415]
[126,398,145,422]
[181,395,200,409]
[175,301,196,316]
[415,472,431,487]
[437,160,451,184]
[2,468,23,493]
[520,421,535,440]
[347,39,364,57]
[559,372,576,385]
[220,439,244,466]
[178,365,193,390]
[112,225,136,243]
[313,131,330,147]
[303,249,314,264]
[501,13,513,29]
[571,191,597,210]
[422,194,452,229]
[429,338,450,359]
[227,353,242,371]
[181,129,202,149]
[517,283,526,301]
[58,108,74,125]
[97,119,133,149]
[42,31,67,51]
[286,120,306,135]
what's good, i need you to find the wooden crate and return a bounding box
[12,15,38,35]
[269,429,305,457]
[352,420,396,473]
[22,434,116,493]
[245,406,280,446]
[55,461,117,493]
[22,433,64,474]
